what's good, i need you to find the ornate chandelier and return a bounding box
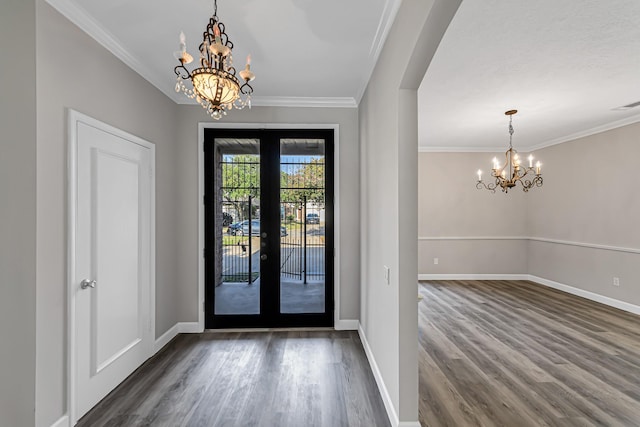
[476,110,543,193]
[173,0,255,120]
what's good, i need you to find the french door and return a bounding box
[204,129,334,328]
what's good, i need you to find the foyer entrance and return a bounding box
[204,129,334,328]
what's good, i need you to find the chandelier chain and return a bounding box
[508,115,514,149]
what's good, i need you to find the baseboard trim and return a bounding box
[358,324,400,427]
[154,323,180,352]
[418,274,529,281]
[398,423,421,427]
[50,414,69,427]
[335,319,359,330]
[417,274,640,316]
[528,275,640,316]
[154,322,203,353]
[178,321,204,334]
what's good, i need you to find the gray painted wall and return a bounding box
[359,0,461,422]
[528,122,640,305]
[0,1,37,426]
[418,122,640,307]
[35,2,180,425]
[418,152,528,274]
[175,105,361,322]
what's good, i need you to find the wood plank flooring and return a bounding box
[77,330,390,427]
[418,280,640,427]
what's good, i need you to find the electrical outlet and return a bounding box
[613,277,620,286]
[384,265,390,285]
[434,257,439,265]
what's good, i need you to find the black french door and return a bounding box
[204,129,334,328]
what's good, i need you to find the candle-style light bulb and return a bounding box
[528,154,533,168]
[174,31,193,64]
[477,169,483,181]
[214,24,221,44]
[536,161,541,174]
[492,157,498,169]
[239,54,256,82]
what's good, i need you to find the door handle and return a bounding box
[81,279,96,289]
[260,254,267,261]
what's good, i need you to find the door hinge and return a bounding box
[203,195,206,205]
[203,248,206,258]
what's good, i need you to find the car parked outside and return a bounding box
[227,220,287,236]
[306,213,320,224]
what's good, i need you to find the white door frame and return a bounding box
[197,123,341,330]
[67,109,156,425]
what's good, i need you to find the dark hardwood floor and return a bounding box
[418,280,640,427]
[77,330,390,427]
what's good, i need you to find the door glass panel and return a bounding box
[280,139,326,313]
[214,138,261,315]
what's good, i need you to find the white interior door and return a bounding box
[71,117,154,423]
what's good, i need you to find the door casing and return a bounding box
[67,109,156,425]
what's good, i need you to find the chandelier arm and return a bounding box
[476,180,497,194]
[174,64,190,79]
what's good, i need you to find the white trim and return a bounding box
[154,322,204,353]
[50,415,69,427]
[418,146,507,153]
[418,236,640,254]
[197,123,342,328]
[249,96,356,108]
[397,423,421,427]
[416,274,640,316]
[43,0,371,110]
[180,96,357,108]
[45,0,180,104]
[418,236,526,241]
[154,324,180,353]
[356,0,403,103]
[335,319,359,330]
[528,237,640,255]
[419,274,529,281]
[525,113,640,151]
[67,109,156,425]
[418,112,640,153]
[178,322,203,333]
[528,276,640,316]
[358,324,400,427]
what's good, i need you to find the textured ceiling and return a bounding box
[46,0,398,107]
[418,0,640,151]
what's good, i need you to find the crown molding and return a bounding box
[355,0,403,104]
[247,96,357,108]
[419,112,640,153]
[418,146,504,153]
[45,0,182,104]
[45,0,362,109]
[525,112,640,151]
[176,96,357,108]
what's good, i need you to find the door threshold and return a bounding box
[203,327,336,333]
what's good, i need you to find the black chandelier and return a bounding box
[173,0,255,120]
[476,110,543,193]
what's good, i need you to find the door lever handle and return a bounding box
[81,279,96,289]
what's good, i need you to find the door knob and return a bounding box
[261,232,267,238]
[81,279,96,289]
[260,254,267,261]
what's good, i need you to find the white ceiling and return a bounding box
[418,0,640,151]
[46,0,400,107]
[45,0,640,151]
